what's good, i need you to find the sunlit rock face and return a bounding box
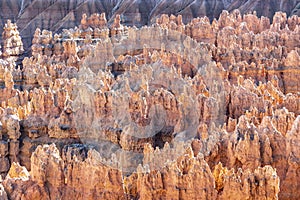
[0,0,300,50]
[0,6,299,200]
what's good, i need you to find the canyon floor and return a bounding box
[0,2,299,200]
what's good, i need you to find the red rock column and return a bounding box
[6,115,21,166]
[0,139,9,178]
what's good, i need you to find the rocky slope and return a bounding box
[0,8,299,200]
[0,0,300,50]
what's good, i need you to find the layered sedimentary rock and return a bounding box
[2,144,280,200]
[0,9,299,200]
[1,20,23,64]
[0,0,300,50]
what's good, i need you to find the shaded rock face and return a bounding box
[0,0,299,50]
[0,9,299,200]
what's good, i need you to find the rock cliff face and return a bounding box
[0,8,299,200]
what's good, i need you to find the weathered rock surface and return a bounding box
[0,0,299,50]
[0,9,299,200]
[2,144,280,200]
[0,181,8,200]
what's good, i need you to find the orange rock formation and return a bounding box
[0,10,299,200]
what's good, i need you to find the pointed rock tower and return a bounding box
[2,20,24,64]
